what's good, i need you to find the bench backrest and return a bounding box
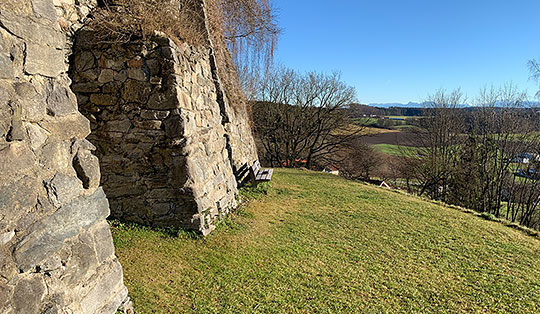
[252,160,261,174]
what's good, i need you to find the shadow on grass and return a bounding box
[109,219,203,240]
[108,182,273,239]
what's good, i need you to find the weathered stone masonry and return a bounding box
[1,0,259,312]
[70,27,258,234]
[0,0,130,313]
[71,34,241,233]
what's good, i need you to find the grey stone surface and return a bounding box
[14,188,110,271]
[26,122,48,150]
[0,54,13,79]
[31,0,57,21]
[25,43,66,77]
[73,150,101,189]
[38,113,91,140]
[0,2,128,312]
[46,173,84,208]
[80,261,124,314]
[71,33,257,234]
[0,144,37,184]
[12,275,47,314]
[0,231,15,245]
[47,84,78,117]
[0,12,64,48]
[93,222,116,264]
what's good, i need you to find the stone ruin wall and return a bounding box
[71,34,243,233]
[0,0,259,312]
[0,0,131,313]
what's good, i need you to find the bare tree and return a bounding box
[528,59,540,98]
[339,138,382,180]
[411,84,540,229]
[467,85,533,216]
[407,89,467,201]
[253,66,358,168]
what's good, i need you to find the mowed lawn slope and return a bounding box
[112,169,540,313]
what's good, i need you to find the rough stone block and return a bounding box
[73,150,100,190]
[92,222,116,264]
[0,96,12,140]
[0,54,14,79]
[0,246,18,282]
[80,262,124,314]
[14,188,110,271]
[127,68,146,81]
[46,84,78,117]
[71,139,97,154]
[31,0,58,21]
[147,89,179,110]
[105,120,132,133]
[0,282,13,313]
[90,94,118,107]
[71,82,100,93]
[61,240,98,286]
[140,109,170,120]
[102,81,123,94]
[0,13,64,48]
[163,113,184,138]
[0,178,38,232]
[12,274,47,314]
[113,70,128,82]
[39,113,91,140]
[122,79,151,103]
[25,44,66,78]
[134,120,162,130]
[39,140,73,174]
[25,122,48,150]
[46,173,84,208]
[98,69,115,84]
[73,50,95,73]
[0,143,36,183]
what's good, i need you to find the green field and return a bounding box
[384,115,409,120]
[393,124,417,129]
[353,117,379,124]
[372,143,422,157]
[112,169,540,313]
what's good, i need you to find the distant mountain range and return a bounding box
[368,102,423,108]
[368,101,540,108]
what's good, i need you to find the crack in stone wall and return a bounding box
[200,0,259,183]
[207,42,237,178]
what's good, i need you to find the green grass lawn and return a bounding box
[112,169,540,313]
[372,143,422,157]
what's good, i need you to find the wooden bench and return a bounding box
[249,160,273,186]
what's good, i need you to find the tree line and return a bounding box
[400,86,540,230]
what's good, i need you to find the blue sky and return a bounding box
[272,0,540,104]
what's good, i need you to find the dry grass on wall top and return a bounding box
[88,0,208,46]
[90,0,261,115]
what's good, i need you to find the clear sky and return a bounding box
[272,0,540,104]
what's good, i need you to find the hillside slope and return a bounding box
[112,169,540,313]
